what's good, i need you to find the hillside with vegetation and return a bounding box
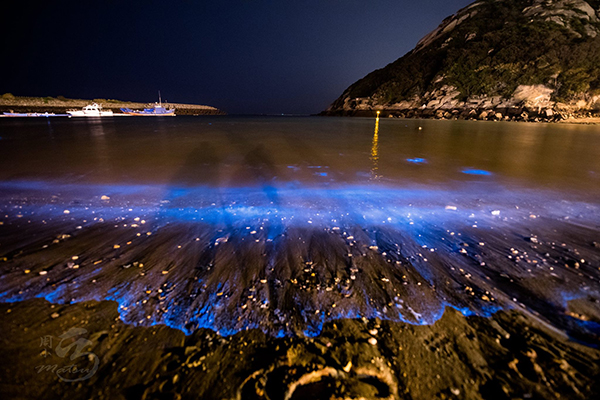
[324,0,600,121]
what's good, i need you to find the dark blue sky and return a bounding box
[2,0,472,114]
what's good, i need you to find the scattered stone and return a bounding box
[343,361,352,372]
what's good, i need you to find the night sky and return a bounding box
[2,0,472,114]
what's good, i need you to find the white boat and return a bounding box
[67,103,114,117]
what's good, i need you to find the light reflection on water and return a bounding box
[0,116,599,193]
[0,117,599,340]
[370,115,379,180]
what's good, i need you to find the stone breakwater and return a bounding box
[322,84,600,123]
[0,96,226,115]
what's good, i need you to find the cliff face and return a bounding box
[325,0,600,121]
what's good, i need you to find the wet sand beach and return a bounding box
[0,116,599,399]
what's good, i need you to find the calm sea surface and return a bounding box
[1,116,599,194]
[1,116,599,337]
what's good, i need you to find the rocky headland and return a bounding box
[323,0,600,122]
[0,94,226,116]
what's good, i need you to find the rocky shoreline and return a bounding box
[321,107,600,123]
[322,85,600,123]
[0,95,226,116]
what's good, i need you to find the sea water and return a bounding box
[0,116,599,338]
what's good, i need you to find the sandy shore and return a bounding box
[557,117,600,124]
[0,182,599,399]
[1,299,598,399]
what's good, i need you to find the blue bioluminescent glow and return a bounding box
[461,168,493,176]
[0,180,599,338]
[406,158,427,164]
